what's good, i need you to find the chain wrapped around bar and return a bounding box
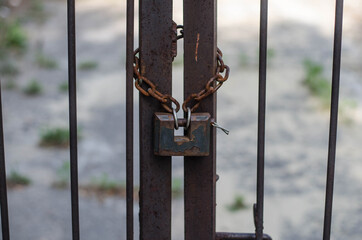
[133,47,229,113]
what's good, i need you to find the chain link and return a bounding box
[133,43,229,114]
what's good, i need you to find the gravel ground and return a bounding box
[1,0,362,239]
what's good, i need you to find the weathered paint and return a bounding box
[154,112,210,156]
[184,0,217,239]
[139,0,173,239]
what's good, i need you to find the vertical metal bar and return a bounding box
[67,0,80,239]
[256,1,268,240]
[126,0,134,239]
[323,0,344,239]
[184,0,217,239]
[0,83,10,240]
[139,0,173,239]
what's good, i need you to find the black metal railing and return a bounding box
[0,0,346,239]
[256,0,268,239]
[126,0,135,239]
[0,80,10,240]
[67,0,80,239]
[323,0,344,239]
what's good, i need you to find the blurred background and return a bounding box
[0,0,361,239]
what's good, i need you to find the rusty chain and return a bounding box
[133,32,229,113]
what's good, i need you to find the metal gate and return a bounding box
[0,0,346,239]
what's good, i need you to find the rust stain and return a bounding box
[195,33,200,62]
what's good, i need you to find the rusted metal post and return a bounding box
[184,0,217,239]
[139,0,173,239]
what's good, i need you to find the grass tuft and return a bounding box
[39,127,70,147]
[23,79,42,96]
[78,61,98,71]
[36,52,58,69]
[7,170,31,188]
[79,173,138,201]
[28,0,47,23]
[0,61,19,77]
[90,173,125,192]
[227,195,247,212]
[4,21,28,53]
[303,59,331,105]
[303,59,358,124]
[58,81,68,93]
[4,79,17,90]
[52,162,70,189]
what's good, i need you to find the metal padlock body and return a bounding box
[154,112,211,156]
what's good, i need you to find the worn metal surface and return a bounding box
[256,0,268,239]
[133,46,229,113]
[0,83,10,240]
[126,0,134,239]
[182,48,229,113]
[133,48,180,113]
[216,232,272,240]
[154,112,211,156]
[67,0,80,239]
[184,0,217,239]
[323,0,344,240]
[139,0,173,239]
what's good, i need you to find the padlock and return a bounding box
[154,112,211,156]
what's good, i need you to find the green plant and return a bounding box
[39,127,70,147]
[4,21,27,53]
[36,52,58,69]
[90,173,125,192]
[28,0,47,23]
[0,61,19,77]
[58,81,68,92]
[172,178,183,198]
[4,79,17,90]
[80,174,137,199]
[227,195,247,212]
[78,61,98,70]
[303,59,358,123]
[0,20,25,75]
[23,79,42,95]
[303,59,331,104]
[7,170,31,188]
[52,161,70,189]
